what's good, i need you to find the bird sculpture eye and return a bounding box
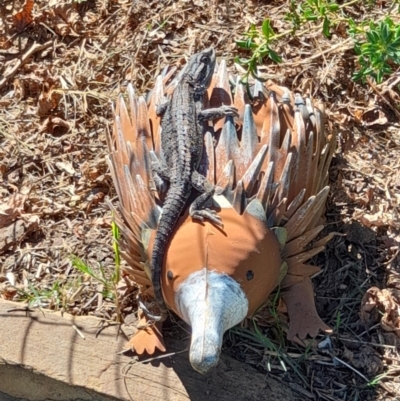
[167,271,174,280]
[246,270,254,281]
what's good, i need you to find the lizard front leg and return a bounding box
[190,171,223,227]
[198,105,239,121]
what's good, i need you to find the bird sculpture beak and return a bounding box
[175,269,249,374]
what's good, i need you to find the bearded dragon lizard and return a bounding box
[151,48,238,318]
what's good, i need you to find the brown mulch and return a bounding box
[1,1,399,400]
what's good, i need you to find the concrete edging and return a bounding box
[0,300,295,401]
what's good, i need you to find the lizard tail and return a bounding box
[151,188,189,319]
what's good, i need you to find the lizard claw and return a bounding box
[220,105,239,118]
[192,208,223,228]
[138,299,167,322]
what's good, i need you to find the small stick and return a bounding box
[71,324,86,340]
[367,77,400,120]
[0,41,55,90]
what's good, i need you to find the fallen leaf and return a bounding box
[361,287,400,338]
[56,161,75,175]
[342,345,381,375]
[361,108,388,126]
[0,193,26,229]
[92,217,112,227]
[0,215,40,252]
[13,0,34,32]
[6,272,17,287]
[0,283,18,300]
[39,116,70,135]
[359,211,399,229]
[73,224,84,239]
[353,109,363,122]
[38,91,61,117]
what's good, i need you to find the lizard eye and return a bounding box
[201,55,209,63]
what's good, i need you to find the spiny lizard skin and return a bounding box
[151,48,238,319]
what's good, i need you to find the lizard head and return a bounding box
[185,47,216,93]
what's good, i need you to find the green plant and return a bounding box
[367,371,390,387]
[266,288,287,343]
[334,310,342,332]
[112,220,121,282]
[232,320,287,371]
[71,221,123,321]
[232,320,312,387]
[350,17,400,83]
[16,272,88,313]
[71,256,116,299]
[235,2,353,81]
[235,19,282,83]
[236,2,399,87]
[285,0,340,37]
[111,219,122,322]
[18,281,63,309]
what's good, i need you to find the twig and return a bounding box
[281,38,353,67]
[333,355,395,395]
[367,77,400,120]
[72,324,86,339]
[72,38,87,82]
[333,356,369,382]
[341,338,396,350]
[0,41,55,90]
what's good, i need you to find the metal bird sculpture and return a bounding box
[107,50,336,374]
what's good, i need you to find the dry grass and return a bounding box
[0,0,399,400]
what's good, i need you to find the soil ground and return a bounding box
[1,1,400,400]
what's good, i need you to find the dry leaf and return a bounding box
[39,116,70,134]
[52,4,83,36]
[0,215,39,252]
[92,217,112,228]
[0,283,18,300]
[361,108,389,126]
[342,346,381,375]
[0,193,26,229]
[6,272,17,287]
[361,287,400,338]
[353,108,364,122]
[56,161,75,175]
[38,91,61,117]
[359,211,399,229]
[13,0,34,32]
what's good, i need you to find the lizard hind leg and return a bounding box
[190,171,223,228]
[150,151,169,195]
